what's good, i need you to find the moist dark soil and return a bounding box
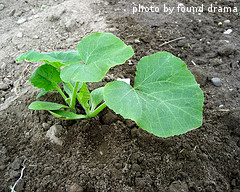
[0,0,239,191]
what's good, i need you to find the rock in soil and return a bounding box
[218,43,236,56]
[0,82,9,90]
[0,4,5,10]
[211,77,222,87]
[46,124,64,145]
[223,29,232,35]
[168,181,189,192]
[191,66,207,86]
[11,157,22,170]
[210,58,223,66]
[17,18,27,24]
[42,122,51,131]
[16,32,23,38]
[69,183,84,192]
[9,170,19,179]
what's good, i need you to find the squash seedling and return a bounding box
[17,33,204,137]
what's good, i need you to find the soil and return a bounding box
[0,0,239,191]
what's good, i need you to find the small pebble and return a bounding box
[128,60,133,65]
[134,39,141,43]
[108,28,115,32]
[211,78,221,87]
[224,20,230,24]
[69,183,83,192]
[42,122,51,131]
[178,3,185,7]
[0,83,8,90]
[17,18,27,24]
[9,9,16,16]
[16,32,23,38]
[223,29,232,35]
[0,4,5,10]
[218,22,222,26]
[210,58,222,66]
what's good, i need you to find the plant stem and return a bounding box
[56,85,67,100]
[87,102,107,118]
[66,82,90,115]
[70,82,80,113]
[66,82,74,91]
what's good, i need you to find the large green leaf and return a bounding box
[29,101,69,110]
[16,50,81,69]
[29,64,61,91]
[104,52,204,137]
[60,33,134,82]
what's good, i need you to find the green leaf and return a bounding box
[29,64,62,91]
[36,89,48,99]
[104,52,204,137]
[29,101,69,110]
[16,50,81,69]
[49,110,86,120]
[78,83,90,109]
[60,33,134,82]
[90,87,104,110]
[65,98,71,105]
[63,81,83,98]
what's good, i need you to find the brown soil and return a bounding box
[0,0,239,191]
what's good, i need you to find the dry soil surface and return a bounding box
[0,0,239,191]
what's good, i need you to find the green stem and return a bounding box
[56,85,67,100]
[66,82,74,91]
[70,82,80,113]
[87,102,107,118]
[66,82,90,115]
[67,82,83,107]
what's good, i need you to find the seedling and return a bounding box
[17,33,204,137]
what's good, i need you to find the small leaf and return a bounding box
[16,50,81,69]
[90,87,104,110]
[29,64,61,91]
[65,98,71,105]
[49,110,86,120]
[36,89,48,99]
[104,52,204,137]
[29,101,69,110]
[60,33,134,82]
[78,83,90,109]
